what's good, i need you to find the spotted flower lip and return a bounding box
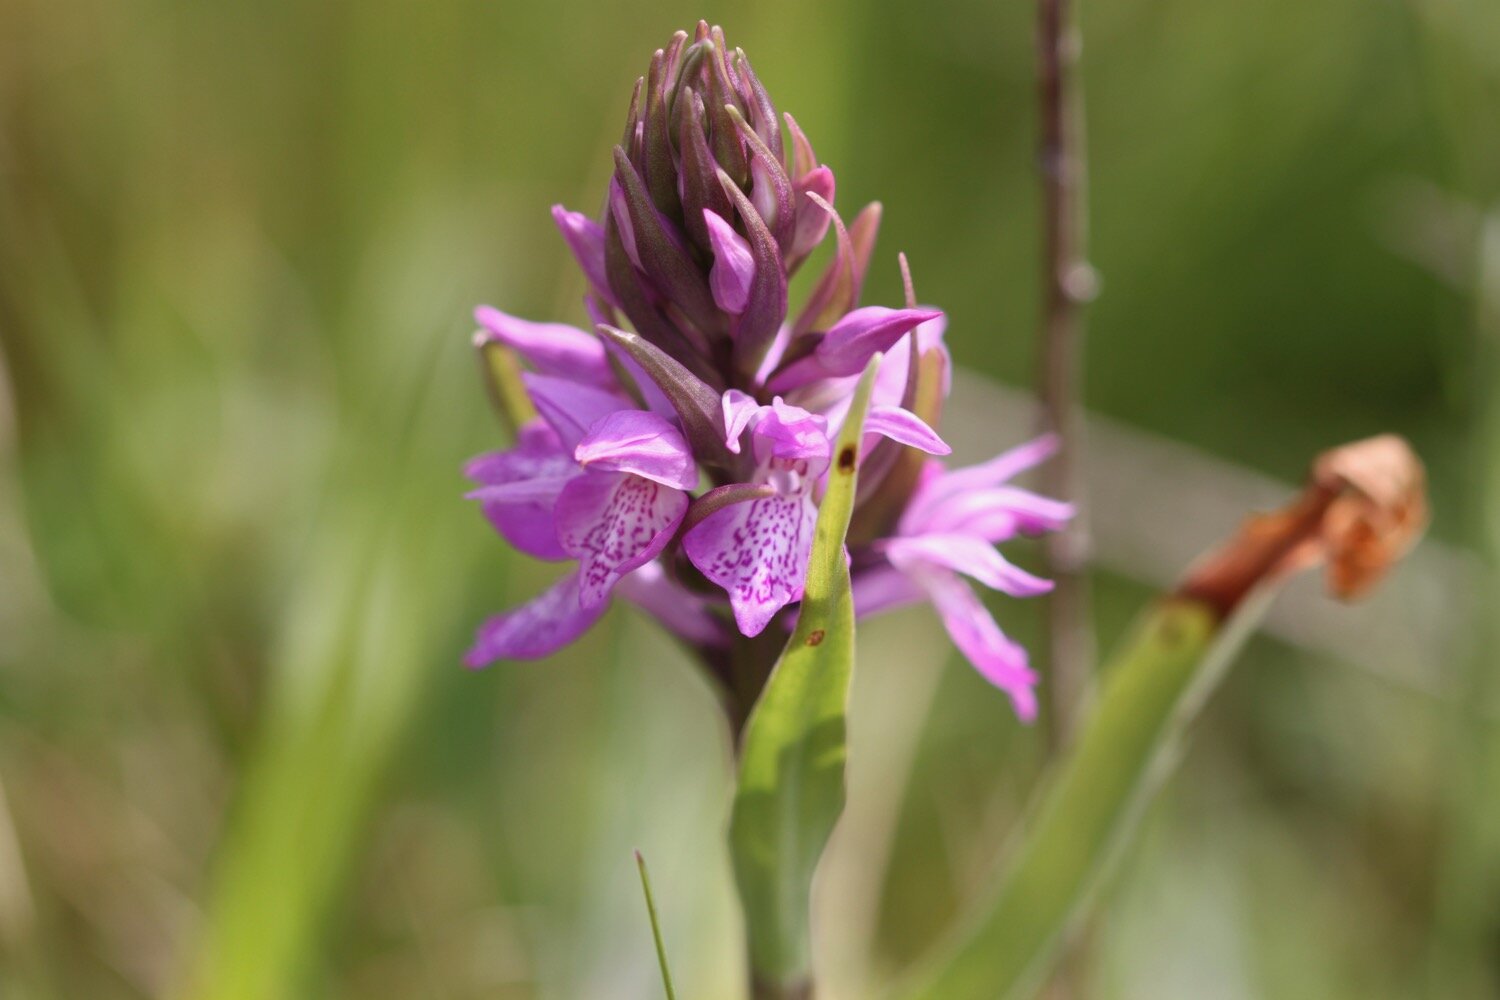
[462,22,1071,720]
[683,401,828,636]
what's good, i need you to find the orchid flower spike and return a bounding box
[461,23,1070,720]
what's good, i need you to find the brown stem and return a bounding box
[1035,0,1096,751]
[752,974,812,1000]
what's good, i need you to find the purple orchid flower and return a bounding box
[463,376,708,666]
[462,22,1073,723]
[683,400,830,637]
[853,436,1073,720]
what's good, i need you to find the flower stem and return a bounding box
[1034,0,1096,751]
[1034,2,1096,993]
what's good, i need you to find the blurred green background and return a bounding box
[1,0,1496,998]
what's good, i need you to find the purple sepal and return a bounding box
[608,177,642,270]
[900,435,1063,531]
[717,169,789,381]
[919,566,1039,721]
[464,422,578,562]
[463,572,607,668]
[767,306,942,392]
[473,306,614,388]
[550,206,617,308]
[884,533,1053,598]
[520,372,627,451]
[790,193,880,337]
[819,306,945,375]
[863,404,951,456]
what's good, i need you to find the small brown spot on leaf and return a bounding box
[836,447,856,473]
[806,629,825,646]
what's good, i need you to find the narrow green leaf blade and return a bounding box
[729,358,881,989]
[635,851,678,1000]
[893,593,1268,1000]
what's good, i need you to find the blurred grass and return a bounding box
[0,0,1493,997]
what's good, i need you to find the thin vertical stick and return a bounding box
[1035,0,1097,750]
[634,850,679,1000]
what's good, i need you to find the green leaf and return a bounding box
[729,358,881,992]
[892,591,1275,1000]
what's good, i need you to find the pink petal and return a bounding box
[750,398,830,468]
[556,471,690,608]
[914,486,1075,541]
[463,572,607,667]
[465,477,578,504]
[916,566,1038,721]
[902,435,1061,530]
[851,564,926,619]
[722,389,763,454]
[704,209,754,314]
[765,306,943,393]
[683,491,817,637]
[551,204,617,306]
[474,306,613,387]
[521,373,629,451]
[869,313,951,408]
[464,425,579,561]
[863,405,951,456]
[574,410,697,489]
[462,422,566,483]
[885,533,1054,598]
[818,306,944,374]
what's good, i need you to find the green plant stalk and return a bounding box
[1429,210,1500,1000]
[635,851,678,1000]
[477,338,537,432]
[729,358,880,999]
[891,589,1276,1000]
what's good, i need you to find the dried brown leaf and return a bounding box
[1177,434,1428,616]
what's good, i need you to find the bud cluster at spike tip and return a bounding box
[463,23,1071,720]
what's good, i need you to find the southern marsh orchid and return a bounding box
[463,22,1070,723]
[442,22,1437,1000]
